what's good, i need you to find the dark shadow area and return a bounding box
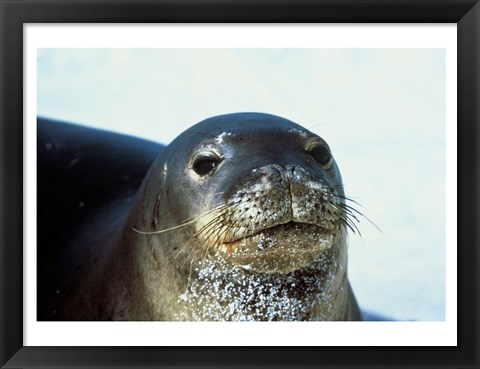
[37,117,163,320]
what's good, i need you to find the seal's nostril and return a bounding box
[284,164,300,177]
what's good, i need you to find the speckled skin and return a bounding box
[58,113,361,321]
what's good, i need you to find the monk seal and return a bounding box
[37,113,362,321]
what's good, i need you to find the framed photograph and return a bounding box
[1,1,479,368]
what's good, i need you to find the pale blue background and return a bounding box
[37,48,446,321]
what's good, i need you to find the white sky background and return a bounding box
[37,48,446,321]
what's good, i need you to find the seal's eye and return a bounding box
[193,156,221,177]
[308,144,332,168]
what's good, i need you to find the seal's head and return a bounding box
[136,113,354,273]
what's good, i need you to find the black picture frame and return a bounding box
[1,1,479,368]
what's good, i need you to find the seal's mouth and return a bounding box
[219,221,338,273]
[220,221,330,253]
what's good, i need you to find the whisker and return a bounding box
[337,200,381,234]
[133,203,227,234]
[174,215,221,260]
[177,215,226,265]
[335,194,364,208]
[339,214,361,235]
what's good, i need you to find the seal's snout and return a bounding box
[252,163,307,187]
[252,164,309,219]
[212,162,342,248]
[214,164,342,273]
[257,164,338,227]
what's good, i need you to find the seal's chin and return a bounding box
[220,222,338,274]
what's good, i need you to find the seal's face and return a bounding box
[161,113,353,274]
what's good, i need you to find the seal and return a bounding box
[38,113,362,321]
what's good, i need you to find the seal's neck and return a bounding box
[173,249,351,321]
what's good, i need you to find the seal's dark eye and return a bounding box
[309,145,332,167]
[193,156,221,177]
